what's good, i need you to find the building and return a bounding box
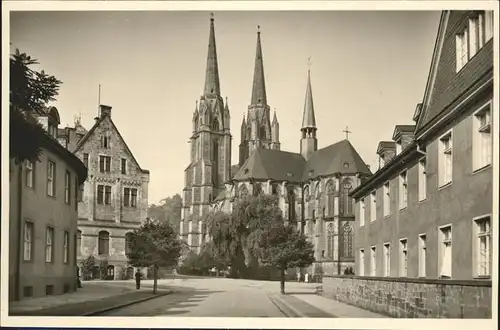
[59,105,150,280]
[180,16,372,276]
[350,10,494,281]
[9,106,87,301]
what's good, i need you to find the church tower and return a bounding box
[181,15,232,252]
[239,27,279,166]
[300,68,317,160]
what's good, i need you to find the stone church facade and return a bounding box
[181,16,372,276]
[58,105,150,279]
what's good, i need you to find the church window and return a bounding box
[212,140,219,186]
[212,118,220,131]
[253,183,263,196]
[259,126,266,140]
[327,223,334,258]
[239,185,249,199]
[340,178,353,215]
[325,180,335,217]
[341,223,353,258]
[287,188,295,222]
[271,183,279,195]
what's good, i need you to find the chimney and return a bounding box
[100,105,112,118]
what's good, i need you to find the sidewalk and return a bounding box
[9,281,171,316]
[269,290,387,318]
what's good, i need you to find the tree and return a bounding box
[79,255,96,281]
[148,194,182,233]
[126,218,183,293]
[10,49,62,164]
[258,224,315,294]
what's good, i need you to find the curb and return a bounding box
[81,290,172,316]
[267,294,306,318]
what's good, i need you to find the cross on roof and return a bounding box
[343,126,352,140]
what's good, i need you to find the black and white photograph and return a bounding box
[1,1,498,329]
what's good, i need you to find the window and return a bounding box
[271,183,279,195]
[124,188,138,208]
[383,182,390,217]
[121,158,127,174]
[83,153,89,168]
[399,238,408,277]
[26,160,34,188]
[474,216,491,277]
[64,171,71,204]
[77,230,82,257]
[370,190,376,222]
[439,131,453,186]
[485,11,493,41]
[125,232,133,255]
[327,223,334,258]
[78,181,84,202]
[370,246,377,276]
[399,171,408,209]
[63,231,69,264]
[456,29,469,71]
[98,231,110,255]
[99,155,111,173]
[23,222,34,261]
[383,243,390,277]
[469,13,483,58]
[101,133,110,148]
[340,179,353,215]
[326,181,335,216]
[359,249,365,276]
[45,227,54,263]
[47,161,55,196]
[418,158,427,201]
[473,103,492,171]
[439,226,452,278]
[342,223,353,258]
[395,140,402,155]
[359,199,365,227]
[97,185,112,205]
[418,234,427,277]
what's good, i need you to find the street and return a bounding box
[92,276,320,317]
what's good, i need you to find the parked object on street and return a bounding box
[305,273,309,283]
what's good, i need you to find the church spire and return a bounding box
[301,67,316,129]
[203,13,220,96]
[250,26,267,106]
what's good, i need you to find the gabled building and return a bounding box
[9,106,87,301]
[351,10,494,281]
[61,105,150,279]
[180,16,372,277]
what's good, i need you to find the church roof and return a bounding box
[302,139,372,180]
[301,70,316,129]
[250,27,267,106]
[233,148,306,182]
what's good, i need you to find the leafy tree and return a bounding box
[148,194,182,233]
[126,218,183,293]
[258,224,315,294]
[79,255,96,281]
[10,49,62,164]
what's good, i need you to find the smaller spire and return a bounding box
[225,97,229,110]
[272,110,278,125]
[241,113,246,126]
[194,100,199,116]
[301,64,316,129]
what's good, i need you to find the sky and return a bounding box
[10,10,441,205]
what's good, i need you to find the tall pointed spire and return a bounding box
[301,67,316,129]
[204,13,220,96]
[250,26,267,106]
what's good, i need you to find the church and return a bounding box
[180,15,372,276]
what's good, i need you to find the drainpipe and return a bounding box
[15,162,23,301]
[416,143,427,157]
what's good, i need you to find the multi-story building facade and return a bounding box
[9,106,87,301]
[181,15,372,276]
[59,105,150,279]
[351,10,494,281]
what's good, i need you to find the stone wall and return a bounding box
[322,275,491,318]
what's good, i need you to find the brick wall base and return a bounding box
[322,275,491,318]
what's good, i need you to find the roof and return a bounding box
[250,29,267,106]
[233,139,371,183]
[230,164,240,179]
[303,139,372,180]
[233,148,306,182]
[301,70,316,128]
[392,125,415,140]
[377,141,396,153]
[74,114,150,174]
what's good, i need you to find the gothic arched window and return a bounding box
[239,184,249,199]
[212,118,220,132]
[253,182,263,196]
[327,223,334,258]
[212,140,219,187]
[259,126,267,140]
[271,183,279,195]
[340,178,353,215]
[287,188,295,222]
[342,223,353,258]
[98,231,109,255]
[325,180,335,217]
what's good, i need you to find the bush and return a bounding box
[80,256,96,281]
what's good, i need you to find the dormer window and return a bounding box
[101,133,110,149]
[244,168,249,174]
[343,162,349,169]
[308,170,314,177]
[395,139,402,155]
[286,172,293,177]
